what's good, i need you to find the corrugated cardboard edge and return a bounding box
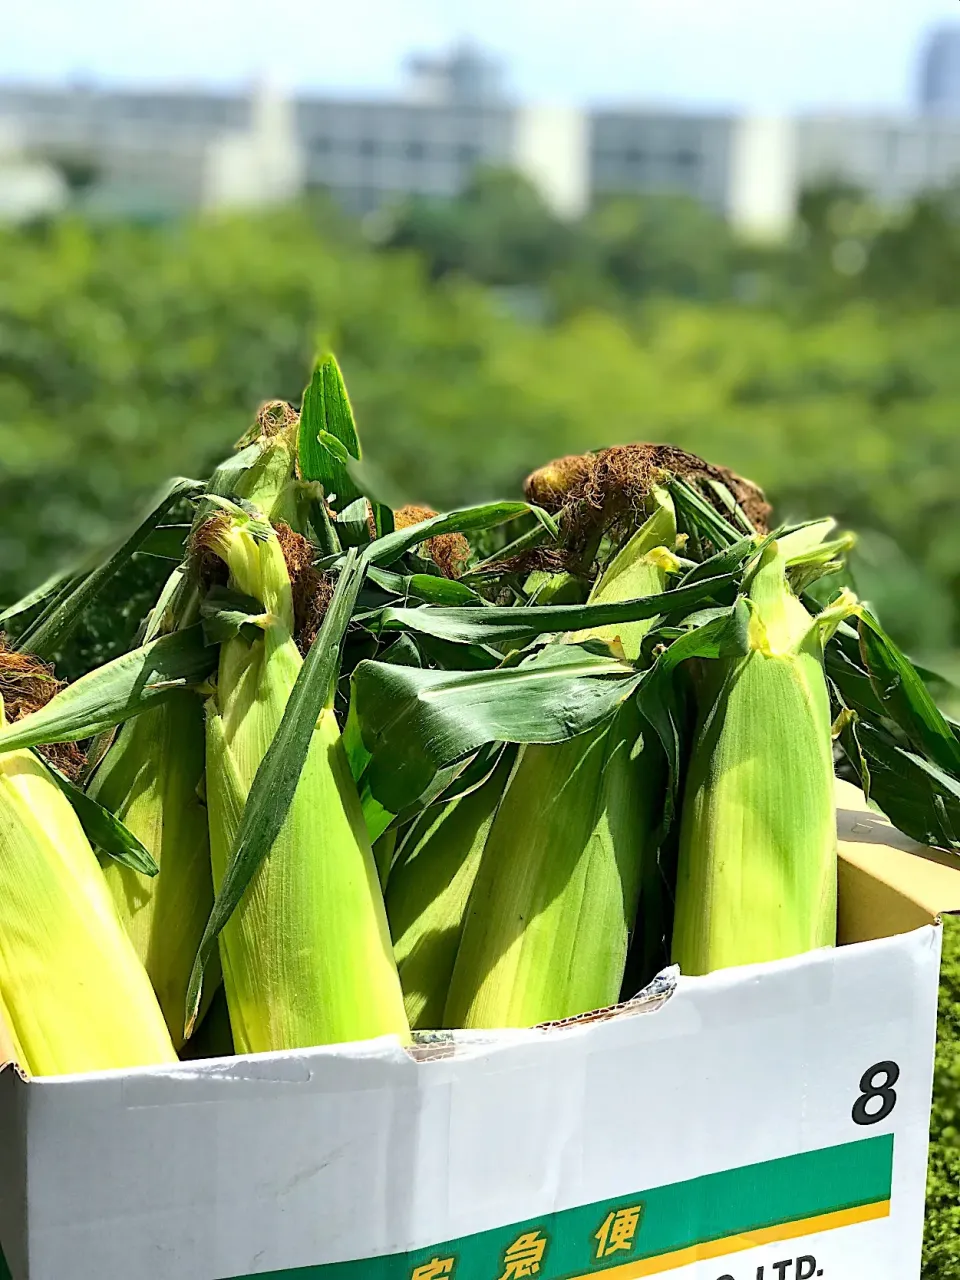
[836,777,960,944]
[408,968,679,1060]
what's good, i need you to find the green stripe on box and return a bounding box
[231,1134,893,1280]
[0,1243,11,1280]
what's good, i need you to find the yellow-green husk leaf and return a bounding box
[0,701,177,1075]
[235,425,299,525]
[387,750,515,1030]
[671,541,846,976]
[89,692,213,1050]
[203,513,410,1052]
[444,494,676,1029]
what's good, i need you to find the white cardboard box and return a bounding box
[0,780,956,1280]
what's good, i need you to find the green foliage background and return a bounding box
[2,175,960,1268]
[6,190,960,662]
[926,915,960,1279]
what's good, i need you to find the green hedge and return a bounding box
[925,914,960,1278]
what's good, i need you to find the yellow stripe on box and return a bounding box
[572,1199,891,1280]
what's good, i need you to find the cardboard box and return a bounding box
[1,780,957,1280]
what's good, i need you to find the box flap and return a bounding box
[836,777,960,944]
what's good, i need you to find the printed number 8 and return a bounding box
[852,1060,900,1126]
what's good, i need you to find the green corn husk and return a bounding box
[202,509,410,1052]
[85,426,303,1049]
[239,430,298,520]
[0,697,177,1075]
[88,693,212,1050]
[178,986,235,1062]
[524,571,586,606]
[443,492,677,1029]
[671,541,855,976]
[386,748,516,1030]
[211,417,300,525]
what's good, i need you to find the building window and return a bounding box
[458,142,480,164]
[406,139,426,160]
[311,137,331,155]
[359,138,379,158]
[624,147,646,167]
[675,148,699,169]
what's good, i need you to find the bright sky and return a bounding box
[4,0,960,112]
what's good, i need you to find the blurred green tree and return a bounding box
[4,200,960,665]
[375,166,579,287]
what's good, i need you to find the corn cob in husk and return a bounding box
[443,492,677,1028]
[201,508,410,1052]
[0,696,177,1075]
[671,541,855,975]
[387,749,516,1030]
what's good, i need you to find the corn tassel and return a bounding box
[387,749,516,1030]
[203,510,410,1051]
[444,492,677,1029]
[671,541,855,975]
[0,698,177,1075]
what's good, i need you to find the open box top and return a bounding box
[0,782,954,1280]
[835,777,960,942]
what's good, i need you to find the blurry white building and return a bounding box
[404,44,507,107]
[590,110,735,214]
[0,118,67,222]
[587,107,960,238]
[0,82,294,217]
[204,83,303,211]
[727,118,797,241]
[795,114,960,207]
[3,36,960,232]
[294,47,587,217]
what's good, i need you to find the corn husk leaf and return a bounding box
[443,501,679,1029]
[184,548,367,1035]
[671,543,852,976]
[678,536,761,588]
[298,352,363,511]
[0,625,217,754]
[0,721,177,1075]
[444,699,663,1028]
[372,573,734,648]
[41,756,159,877]
[20,477,202,660]
[89,693,213,1049]
[200,587,267,646]
[359,501,534,570]
[353,643,643,815]
[857,611,960,776]
[207,423,298,521]
[836,715,960,852]
[0,564,78,627]
[667,476,741,550]
[366,567,482,606]
[388,747,517,1029]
